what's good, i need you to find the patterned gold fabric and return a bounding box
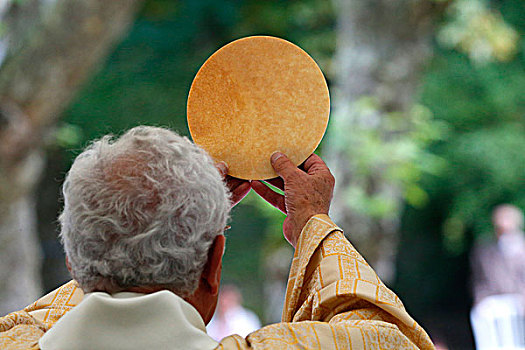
[0,215,435,349]
[0,281,82,350]
[218,215,435,349]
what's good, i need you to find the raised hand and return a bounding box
[216,162,251,207]
[251,153,335,247]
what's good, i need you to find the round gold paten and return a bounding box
[187,36,330,180]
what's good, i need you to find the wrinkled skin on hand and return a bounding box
[251,153,335,247]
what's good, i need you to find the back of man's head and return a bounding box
[59,126,231,297]
[492,204,524,238]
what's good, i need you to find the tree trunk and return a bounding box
[326,0,444,282]
[0,0,143,314]
[0,193,42,315]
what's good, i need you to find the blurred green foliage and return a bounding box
[419,44,525,253]
[395,0,524,345]
[438,0,519,63]
[331,98,449,218]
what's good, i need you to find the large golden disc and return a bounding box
[187,36,330,180]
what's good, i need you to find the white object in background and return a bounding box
[471,294,525,350]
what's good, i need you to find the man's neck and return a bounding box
[85,278,176,295]
[119,285,171,294]
[86,283,211,324]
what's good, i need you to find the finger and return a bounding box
[216,161,228,178]
[231,181,251,206]
[270,152,299,181]
[232,181,251,196]
[264,177,284,191]
[226,176,247,191]
[302,154,329,175]
[251,181,286,213]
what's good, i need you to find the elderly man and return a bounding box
[0,126,434,349]
[471,204,525,305]
[470,204,525,348]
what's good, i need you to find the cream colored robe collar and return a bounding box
[39,290,219,350]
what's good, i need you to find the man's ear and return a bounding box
[65,256,72,273]
[202,235,225,295]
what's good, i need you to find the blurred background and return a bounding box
[0,0,523,348]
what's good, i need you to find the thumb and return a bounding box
[271,152,297,180]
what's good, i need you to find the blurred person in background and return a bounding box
[0,126,436,349]
[470,204,525,349]
[207,284,261,340]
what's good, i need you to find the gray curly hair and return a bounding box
[59,126,231,297]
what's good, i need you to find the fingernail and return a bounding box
[217,161,228,174]
[271,152,283,163]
